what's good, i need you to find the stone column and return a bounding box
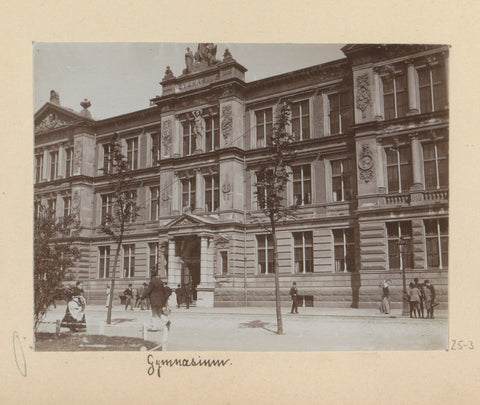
[443,51,449,108]
[376,139,386,193]
[410,133,424,191]
[373,68,383,120]
[195,169,204,214]
[196,235,214,307]
[167,237,179,307]
[58,145,66,179]
[407,60,419,115]
[172,172,180,214]
[42,150,49,181]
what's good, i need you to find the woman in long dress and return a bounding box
[61,281,87,332]
[380,280,391,314]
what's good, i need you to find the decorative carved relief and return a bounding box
[35,113,70,132]
[221,105,233,145]
[358,144,375,183]
[161,191,170,201]
[162,119,172,157]
[355,73,372,119]
[192,110,205,151]
[73,140,83,175]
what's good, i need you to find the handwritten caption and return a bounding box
[450,339,474,350]
[146,354,232,377]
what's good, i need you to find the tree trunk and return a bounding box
[271,220,283,334]
[106,240,122,325]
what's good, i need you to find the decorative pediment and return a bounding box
[34,102,93,134]
[165,213,217,229]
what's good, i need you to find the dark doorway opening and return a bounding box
[176,235,200,301]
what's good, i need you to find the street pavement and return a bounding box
[38,305,448,351]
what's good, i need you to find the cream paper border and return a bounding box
[1,1,479,403]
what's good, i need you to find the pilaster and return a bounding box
[406,60,419,115]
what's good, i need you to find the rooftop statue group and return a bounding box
[184,43,219,74]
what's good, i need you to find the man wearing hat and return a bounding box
[289,282,299,314]
[141,270,166,329]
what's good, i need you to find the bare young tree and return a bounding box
[254,101,297,334]
[34,206,80,331]
[101,135,140,325]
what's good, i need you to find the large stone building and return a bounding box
[34,44,448,308]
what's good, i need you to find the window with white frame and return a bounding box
[101,194,113,225]
[328,92,351,134]
[123,244,135,278]
[65,147,73,177]
[257,234,274,274]
[48,197,56,219]
[387,221,412,270]
[333,228,355,272]
[424,218,448,268]
[99,246,110,278]
[34,200,41,219]
[50,150,59,180]
[418,63,447,113]
[292,164,312,205]
[150,186,160,220]
[204,173,219,212]
[151,132,161,165]
[255,169,272,210]
[63,196,71,217]
[382,70,407,120]
[220,251,228,274]
[331,159,353,201]
[126,138,139,170]
[183,121,194,156]
[423,140,448,189]
[103,143,112,174]
[205,114,220,152]
[149,242,158,275]
[126,190,137,223]
[386,145,412,193]
[35,153,43,183]
[291,100,310,140]
[293,231,313,273]
[255,108,273,148]
[181,178,196,211]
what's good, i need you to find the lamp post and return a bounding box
[397,236,410,316]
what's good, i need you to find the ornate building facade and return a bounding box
[34,44,449,308]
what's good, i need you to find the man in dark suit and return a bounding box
[182,283,191,309]
[290,282,298,314]
[124,284,134,311]
[141,271,166,329]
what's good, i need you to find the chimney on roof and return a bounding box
[50,90,60,105]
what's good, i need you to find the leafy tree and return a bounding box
[102,135,140,324]
[34,206,80,331]
[254,101,297,334]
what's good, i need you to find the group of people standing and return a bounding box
[380,278,437,318]
[121,283,151,311]
[175,283,193,309]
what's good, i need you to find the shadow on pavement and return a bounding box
[239,320,277,334]
[112,318,136,325]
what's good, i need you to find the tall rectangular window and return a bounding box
[34,201,41,219]
[150,186,160,220]
[123,244,135,278]
[48,198,56,219]
[149,242,158,275]
[255,108,273,148]
[423,140,448,189]
[257,234,274,274]
[103,143,112,174]
[333,228,355,272]
[205,115,220,152]
[328,92,352,134]
[382,72,407,120]
[418,64,447,113]
[65,147,73,178]
[424,218,448,268]
[101,194,112,224]
[387,221,412,270]
[183,121,194,156]
[294,231,313,273]
[126,190,137,223]
[126,138,138,170]
[291,100,310,140]
[151,132,161,165]
[204,174,219,212]
[63,196,71,217]
[35,153,43,183]
[99,246,110,278]
[255,169,272,210]
[293,164,312,205]
[220,251,228,274]
[386,145,412,193]
[332,159,353,201]
[50,150,59,180]
[181,178,196,211]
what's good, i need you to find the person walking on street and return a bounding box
[290,282,298,314]
[408,282,421,318]
[424,280,437,319]
[380,279,391,314]
[414,278,424,318]
[106,285,111,308]
[141,270,167,330]
[124,284,134,311]
[175,284,183,308]
[183,283,192,309]
[140,282,148,310]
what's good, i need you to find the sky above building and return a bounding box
[34,43,345,120]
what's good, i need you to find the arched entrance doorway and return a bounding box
[176,235,200,300]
